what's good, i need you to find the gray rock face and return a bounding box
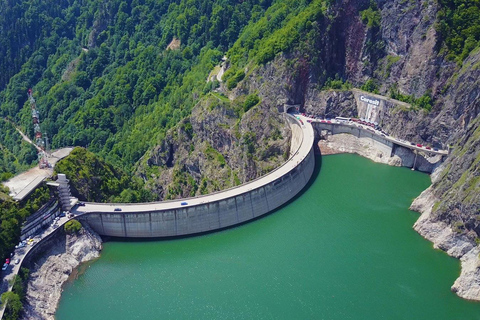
[22,225,102,320]
[137,93,291,200]
[133,0,480,300]
[412,187,480,301]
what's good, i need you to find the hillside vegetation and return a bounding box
[0,119,37,181]
[0,0,479,274]
[54,147,154,202]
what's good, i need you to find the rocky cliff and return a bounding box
[137,93,291,200]
[179,0,480,300]
[128,0,480,300]
[22,224,102,320]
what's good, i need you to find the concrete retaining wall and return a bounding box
[314,122,394,155]
[79,117,315,238]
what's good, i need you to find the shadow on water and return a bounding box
[102,155,324,243]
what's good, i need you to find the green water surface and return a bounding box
[56,154,480,319]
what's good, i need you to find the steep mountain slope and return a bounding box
[0,0,479,299]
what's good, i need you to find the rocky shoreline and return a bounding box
[18,133,479,320]
[22,223,102,320]
[320,133,480,301]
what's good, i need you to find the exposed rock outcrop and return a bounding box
[412,186,480,301]
[317,133,442,173]
[137,94,291,200]
[22,224,102,320]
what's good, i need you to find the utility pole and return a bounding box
[27,89,49,169]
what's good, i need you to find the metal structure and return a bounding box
[27,89,49,169]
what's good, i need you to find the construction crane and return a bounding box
[27,89,49,169]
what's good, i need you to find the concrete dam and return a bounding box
[73,114,316,238]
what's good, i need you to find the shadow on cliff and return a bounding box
[103,154,324,243]
[23,229,67,269]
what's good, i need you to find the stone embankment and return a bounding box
[21,224,102,320]
[320,134,480,301]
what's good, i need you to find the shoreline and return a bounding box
[21,223,102,320]
[21,133,478,320]
[319,133,480,301]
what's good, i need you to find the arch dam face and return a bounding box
[72,114,316,238]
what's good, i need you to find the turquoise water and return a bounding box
[56,154,480,319]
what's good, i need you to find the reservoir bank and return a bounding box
[56,155,480,319]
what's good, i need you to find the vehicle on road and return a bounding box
[59,211,66,217]
[15,242,22,249]
[181,202,188,206]
[114,208,122,211]
[426,146,431,150]
[416,144,423,147]
[78,202,85,206]
[433,148,439,151]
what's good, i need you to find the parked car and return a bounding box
[5,258,10,264]
[2,263,8,271]
[14,259,19,265]
[114,208,122,212]
[433,148,439,151]
[78,202,85,206]
[426,146,431,150]
[416,144,423,147]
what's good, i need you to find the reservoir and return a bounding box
[56,154,480,319]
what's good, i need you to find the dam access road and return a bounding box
[0,113,315,320]
[71,114,316,237]
[0,110,451,319]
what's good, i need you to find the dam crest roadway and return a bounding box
[72,113,316,238]
[69,112,448,237]
[0,110,450,319]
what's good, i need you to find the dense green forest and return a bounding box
[0,119,37,181]
[0,0,479,315]
[0,186,50,262]
[54,147,154,202]
[437,0,480,62]
[0,0,477,179]
[0,0,478,255]
[0,0,278,173]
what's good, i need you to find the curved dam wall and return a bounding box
[78,115,315,238]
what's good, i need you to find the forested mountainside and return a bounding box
[0,119,37,181]
[0,0,479,250]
